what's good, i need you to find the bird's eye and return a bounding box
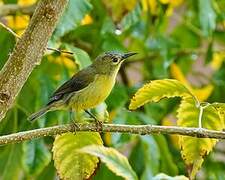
[112,57,118,63]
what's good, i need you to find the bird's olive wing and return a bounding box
[47,67,95,105]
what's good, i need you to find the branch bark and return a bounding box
[0,0,68,121]
[0,4,35,17]
[0,123,225,146]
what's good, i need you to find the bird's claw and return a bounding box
[71,121,79,134]
[95,119,103,132]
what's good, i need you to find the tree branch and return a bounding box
[0,4,35,17]
[0,123,225,146]
[0,0,68,121]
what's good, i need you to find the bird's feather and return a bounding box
[47,66,96,105]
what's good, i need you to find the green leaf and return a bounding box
[66,44,92,69]
[140,136,160,179]
[54,0,93,37]
[0,145,22,180]
[154,135,178,176]
[102,33,126,52]
[211,102,225,127]
[53,132,103,180]
[206,41,213,63]
[94,163,123,180]
[129,79,194,110]
[177,97,224,178]
[36,161,57,180]
[120,4,141,31]
[0,29,16,69]
[198,0,216,36]
[106,84,128,111]
[171,24,200,48]
[22,139,51,176]
[101,16,116,35]
[152,173,188,180]
[80,145,138,180]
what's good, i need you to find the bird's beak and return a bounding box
[121,52,137,60]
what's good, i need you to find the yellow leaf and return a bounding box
[18,0,36,5]
[159,0,183,6]
[129,79,225,178]
[5,16,29,36]
[212,103,225,128]
[170,0,183,7]
[177,96,224,178]
[159,0,170,4]
[47,54,76,78]
[141,0,149,11]
[192,85,214,102]
[103,0,137,22]
[210,52,225,70]
[141,0,158,14]
[80,145,138,180]
[170,63,214,101]
[162,115,179,149]
[53,132,103,180]
[81,14,93,25]
[149,0,158,14]
[170,63,190,86]
[129,79,194,110]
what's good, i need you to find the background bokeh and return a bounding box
[0,0,225,179]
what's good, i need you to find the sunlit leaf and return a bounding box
[53,132,103,180]
[80,145,138,180]
[210,52,225,70]
[152,173,188,180]
[129,79,194,110]
[170,63,214,101]
[177,96,224,178]
[102,0,137,22]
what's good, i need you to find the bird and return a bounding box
[28,51,137,125]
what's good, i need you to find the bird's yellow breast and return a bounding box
[68,74,116,111]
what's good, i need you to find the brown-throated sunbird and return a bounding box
[28,52,137,125]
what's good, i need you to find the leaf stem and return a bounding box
[198,103,211,128]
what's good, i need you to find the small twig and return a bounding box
[46,47,74,55]
[0,22,20,39]
[0,21,73,55]
[0,123,225,146]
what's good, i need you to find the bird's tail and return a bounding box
[28,106,51,122]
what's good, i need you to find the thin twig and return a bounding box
[0,22,20,39]
[0,21,73,55]
[0,123,225,146]
[46,47,74,55]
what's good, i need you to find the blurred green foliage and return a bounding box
[0,0,225,179]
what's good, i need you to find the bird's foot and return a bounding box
[95,119,103,132]
[84,110,103,132]
[70,121,79,134]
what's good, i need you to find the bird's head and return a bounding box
[93,52,137,75]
